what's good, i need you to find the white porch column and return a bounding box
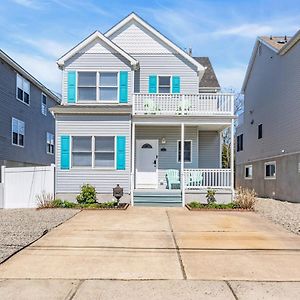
[181,123,185,207]
[230,119,235,199]
[130,122,135,206]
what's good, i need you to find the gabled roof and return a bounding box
[0,49,61,103]
[105,12,204,73]
[193,57,220,90]
[242,29,300,92]
[56,31,139,69]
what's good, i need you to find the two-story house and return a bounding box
[236,30,300,202]
[51,13,235,206]
[0,50,60,178]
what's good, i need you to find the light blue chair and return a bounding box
[166,169,180,189]
[187,170,203,187]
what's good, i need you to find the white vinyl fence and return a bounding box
[0,165,55,208]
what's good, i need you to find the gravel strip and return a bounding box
[255,198,300,235]
[0,208,80,263]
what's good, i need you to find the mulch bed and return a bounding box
[82,203,129,210]
[185,204,253,211]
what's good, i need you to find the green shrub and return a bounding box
[206,188,216,204]
[188,201,238,209]
[76,184,97,204]
[189,201,204,208]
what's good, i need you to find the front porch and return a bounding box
[130,121,234,206]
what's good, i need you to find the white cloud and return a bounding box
[12,0,41,9]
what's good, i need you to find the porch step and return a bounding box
[133,190,182,207]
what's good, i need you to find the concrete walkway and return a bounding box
[0,207,300,299]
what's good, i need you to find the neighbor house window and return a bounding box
[158,76,171,93]
[95,136,115,168]
[178,141,192,162]
[16,74,30,105]
[99,73,118,101]
[258,124,262,139]
[47,132,54,154]
[77,72,97,101]
[265,161,276,179]
[77,72,118,102]
[72,136,92,167]
[237,134,243,152]
[245,165,253,179]
[12,117,25,147]
[41,93,47,116]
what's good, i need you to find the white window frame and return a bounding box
[264,161,276,180]
[158,75,172,94]
[41,93,47,116]
[11,117,25,147]
[70,135,116,170]
[244,165,253,179]
[177,140,192,163]
[46,132,54,155]
[77,71,119,104]
[16,74,30,106]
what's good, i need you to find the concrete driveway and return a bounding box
[0,207,300,299]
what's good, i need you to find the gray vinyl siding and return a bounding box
[55,114,131,194]
[0,57,57,168]
[198,131,220,168]
[237,41,300,165]
[63,52,133,104]
[133,54,198,94]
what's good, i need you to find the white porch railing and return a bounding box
[184,168,231,189]
[133,93,234,116]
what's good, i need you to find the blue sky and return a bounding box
[1,0,300,93]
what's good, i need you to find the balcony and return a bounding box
[133,93,234,116]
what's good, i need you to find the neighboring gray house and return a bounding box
[51,12,235,206]
[236,30,300,202]
[0,50,61,175]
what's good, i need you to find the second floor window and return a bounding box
[178,140,192,162]
[77,72,118,102]
[258,124,262,139]
[41,93,47,116]
[47,132,54,154]
[16,74,30,105]
[158,76,171,93]
[12,117,25,147]
[237,134,243,152]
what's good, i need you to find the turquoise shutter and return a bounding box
[148,75,157,93]
[119,71,128,103]
[116,136,126,170]
[60,136,70,170]
[67,71,76,103]
[172,76,180,93]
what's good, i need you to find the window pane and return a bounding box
[99,87,117,101]
[17,88,23,100]
[17,75,22,88]
[158,86,170,93]
[72,153,92,166]
[78,87,96,101]
[23,79,30,93]
[95,137,114,151]
[42,94,47,105]
[100,73,117,86]
[18,121,25,135]
[19,134,24,146]
[72,137,91,151]
[13,132,18,144]
[24,92,30,104]
[95,152,114,167]
[159,76,170,86]
[12,118,18,133]
[178,141,191,162]
[184,151,191,161]
[78,72,96,86]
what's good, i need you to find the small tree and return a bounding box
[206,188,216,204]
[76,184,97,204]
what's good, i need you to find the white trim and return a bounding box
[264,161,276,180]
[244,164,253,180]
[57,31,138,68]
[177,140,192,163]
[104,13,204,72]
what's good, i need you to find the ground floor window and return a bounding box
[71,136,115,168]
[177,140,192,163]
[265,161,276,179]
[244,165,253,179]
[47,132,54,154]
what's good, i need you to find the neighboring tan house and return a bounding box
[236,30,300,202]
[0,50,61,177]
[51,12,235,206]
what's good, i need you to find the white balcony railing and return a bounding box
[133,93,234,116]
[184,168,232,189]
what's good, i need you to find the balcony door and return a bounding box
[136,140,158,189]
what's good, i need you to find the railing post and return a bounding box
[182,94,185,114]
[181,123,185,207]
[131,122,135,206]
[231,94,234,115]
[230,119,235,199]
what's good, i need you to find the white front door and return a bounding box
[136,139,158,189]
